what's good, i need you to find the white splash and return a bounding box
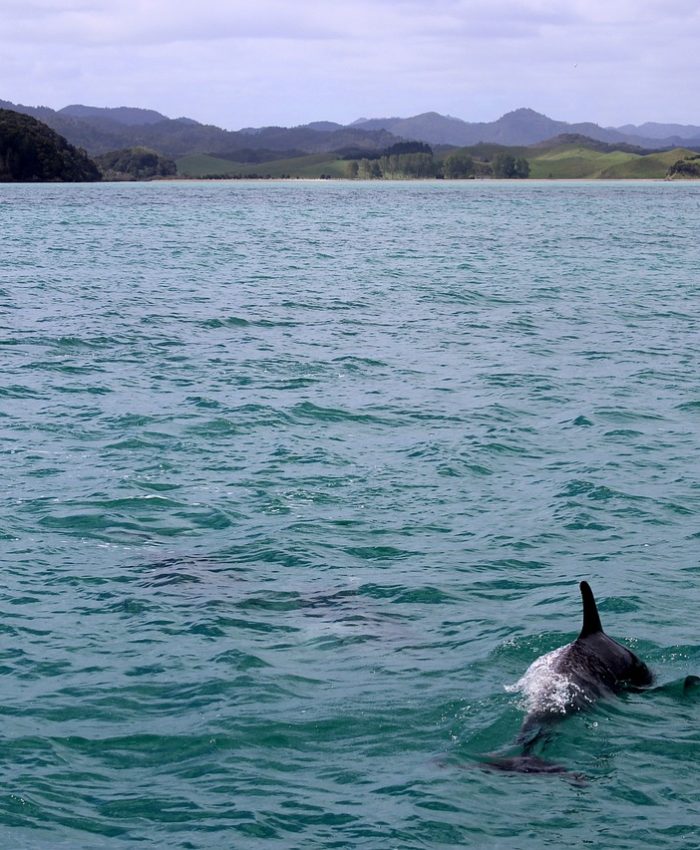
[505,644,587,716]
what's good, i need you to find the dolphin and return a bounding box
[484,581,653,775]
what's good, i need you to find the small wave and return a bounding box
[343,545,417,562]
[199,316,250,328]
[258,377,319,390]
[0,385,43,399]
[53,335,127,350]
[292,401,393,425]
[557,479,645,503]
[332,355,388,370]
[604,428,644,438]
[595,408,666,422]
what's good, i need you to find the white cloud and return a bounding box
[3,0,341,44]
[1,0,699,125]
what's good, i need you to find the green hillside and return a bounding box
[527,145,638,178]
[599,147,696,178]
[176,153,238,177]
[177,152,345,178]
[435,139,700,180]
[175,139,700,181]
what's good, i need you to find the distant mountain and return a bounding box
[0,99,402,157]
[305,121,344,132]
[59,104,169,125]
[0,109,100,182]
[532,133,650,155]
[227,125,400,155]
[352,112,474,145]
[351,108,700,150]
[350,108,628,147]
[350,115,401,130]
[615,121,700,140]
[1,98,699,158]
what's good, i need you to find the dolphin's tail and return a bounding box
[480,754,586,783]
[481,720,583,780]
[481,754,567,773]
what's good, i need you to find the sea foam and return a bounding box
[505,645,587,715]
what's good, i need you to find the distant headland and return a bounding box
[0,109,100,182]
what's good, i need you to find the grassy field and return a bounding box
[525,144,696,178]
[176,152,347,178]
[598,147,695,178]
[527,146,637,178]
[176,142,698,180]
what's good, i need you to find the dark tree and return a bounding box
[513,157,530,178]
[93,146,177,180]
[667,157,700,178]
[444,152,474,178]
[383,141,433,157]
[492,153,529,178]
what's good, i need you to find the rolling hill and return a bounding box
[3,99,700,161]
[173,135,700,180]
[176,152,349,179]
[437,137,699,180]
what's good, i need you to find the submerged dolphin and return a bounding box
[485,581,653,775]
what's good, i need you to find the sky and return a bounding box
[2,0,699,130]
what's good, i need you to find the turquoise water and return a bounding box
[1,180,699,848]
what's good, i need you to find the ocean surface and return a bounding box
[1,179,699,849]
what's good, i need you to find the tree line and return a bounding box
[345,147,530,179]
[92,146,176,180]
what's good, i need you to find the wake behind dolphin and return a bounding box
[485,581,654,775]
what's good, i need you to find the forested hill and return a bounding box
[0,109,100,182]
[4,98,700,159]
[0,99,401,158]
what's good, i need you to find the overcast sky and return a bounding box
[2,0,699,129]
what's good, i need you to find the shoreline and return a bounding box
[2,176,699,185]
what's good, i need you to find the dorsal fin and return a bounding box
[578,581,603,638]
